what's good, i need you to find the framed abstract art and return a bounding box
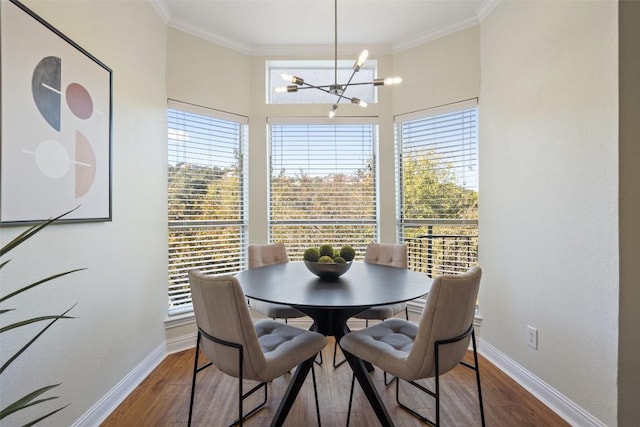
[1,0,112,225]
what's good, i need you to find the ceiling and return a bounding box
[151,0,496,56]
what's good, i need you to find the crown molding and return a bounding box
[476,0,502,21]
[250,43,392,58]
[392,15,480,54]
[149,0,170,24]
[169,18,253,55]
[150,0,496,57]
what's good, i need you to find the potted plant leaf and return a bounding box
[0,209,84,425]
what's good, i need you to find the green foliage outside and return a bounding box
[168,164,244,310]
[401,151,478,276]
[167,146,478,308]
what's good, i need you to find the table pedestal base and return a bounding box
[268,306,394,427]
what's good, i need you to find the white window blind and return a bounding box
[269,120,377,260]
[395,100,478,277]
[167,101,248,315]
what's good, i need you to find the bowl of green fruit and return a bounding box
[303,244,356,279]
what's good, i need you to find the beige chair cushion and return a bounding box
[355,242,408,320]
[248,243,289,268]
[363,242,407,268]
[251,299,306,319]
[248,243,304,319]
[189,270,326,383]
[255,320,326,380]
[341,266,482,382]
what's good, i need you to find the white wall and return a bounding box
[478,1,618,425]
[0,1,168,426]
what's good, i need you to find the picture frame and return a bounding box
[1,0,113,225]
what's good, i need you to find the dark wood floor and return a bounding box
[102,338,569,426]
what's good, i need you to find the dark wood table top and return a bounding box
[236,261,430,309]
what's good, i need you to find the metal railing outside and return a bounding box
[402,221,478,279]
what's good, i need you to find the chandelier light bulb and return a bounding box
[384,76,402,85]
[329,104,339,118]
[281,73,293,82]
[274,86,287,93]
[351,97,367,108]
[354,49,369,71]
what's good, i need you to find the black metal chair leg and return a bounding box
[393,324,484,427]
[333,342,347,368]
[346,374,356,427]
[311,362,322,426]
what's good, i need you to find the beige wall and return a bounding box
[618,1,640,426]
[392,25,481,113]
[167,28,251,116]
[1,1,625,425]
[0,1,168,426]
[478,1,618,425]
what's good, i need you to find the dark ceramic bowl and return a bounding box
[304,260,352,279]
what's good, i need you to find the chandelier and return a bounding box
[274,0,402,118]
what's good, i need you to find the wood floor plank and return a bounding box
[102,338,569,426]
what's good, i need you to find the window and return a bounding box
[167,101,248,315]
[395,99,478,277]
[267,60,377,105]
[269,118,377,259]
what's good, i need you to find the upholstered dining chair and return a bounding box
[248,243,306,322]
[187,269,327,426]
[340,266,485,427]
[333,242,409,369]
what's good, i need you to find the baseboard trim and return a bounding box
[479,339,605,427]
[71,343,167,427]
[166,331,197,354]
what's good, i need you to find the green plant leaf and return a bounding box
[0,304,76,375]
[0,315,76,334]
[21,403,70,427]
[0,259,10,270]
[0,208,78,259]
[0,309,15,315]
[0,384,60,420]
[0,269,86,304]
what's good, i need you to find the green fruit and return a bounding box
[333,256,346,264]
[319,244,334,257]
[339,245,356,261]
[303,247,320,262]
[318,255,335,263]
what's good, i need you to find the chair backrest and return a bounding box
[188,269,266,380]
[363,242,407,268]
[248,243,289,269]
[407,266,482,379]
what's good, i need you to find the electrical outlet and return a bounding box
[527,325,538,350]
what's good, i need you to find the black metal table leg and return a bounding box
[343,348,394,426]
[270,357,315,427]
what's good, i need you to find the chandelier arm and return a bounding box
[297,82,355,103]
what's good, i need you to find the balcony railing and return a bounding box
[402,220,478,278]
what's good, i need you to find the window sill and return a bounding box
[164,310,195,330]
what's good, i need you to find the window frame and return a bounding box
[395,99,479,278]
[167,100,249,316]
[267,117,379,260]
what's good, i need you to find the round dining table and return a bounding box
[235,261,431,427]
